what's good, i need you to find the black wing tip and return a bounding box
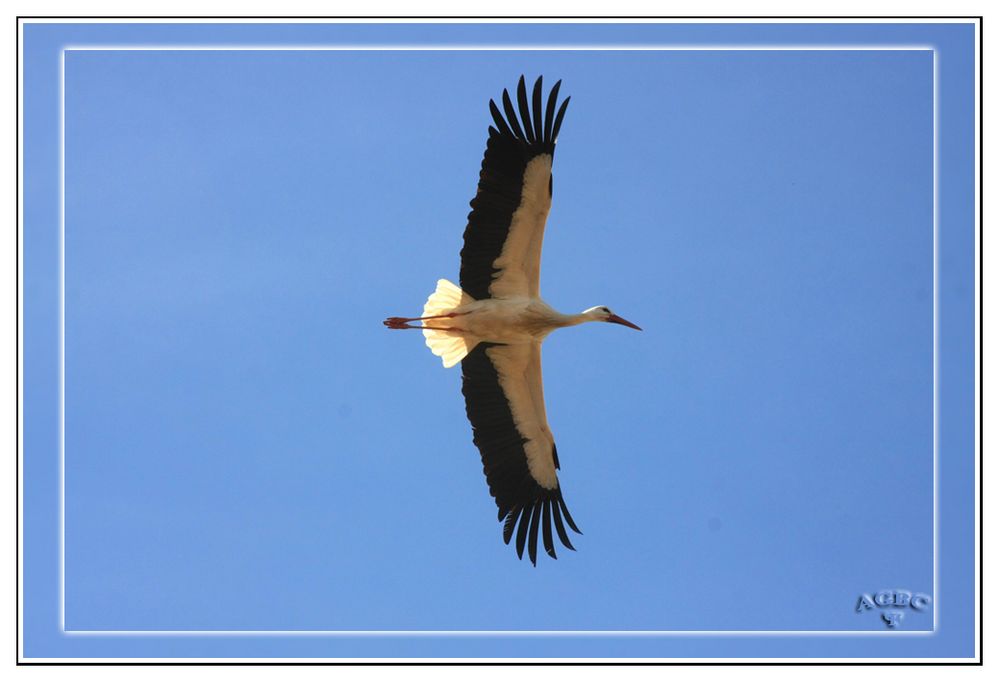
[489,76,569,149]
[498,488,580,565]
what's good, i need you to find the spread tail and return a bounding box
[422,279,478,368]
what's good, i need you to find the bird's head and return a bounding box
[584,306,642,331]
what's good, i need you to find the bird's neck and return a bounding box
[554,311,596,328]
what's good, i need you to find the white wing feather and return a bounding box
[486,342,557,489]
[487,155,553,299]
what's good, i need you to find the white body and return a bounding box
[449,297,567,343]
[420,279,599,368]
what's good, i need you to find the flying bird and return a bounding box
[384,76,641,565]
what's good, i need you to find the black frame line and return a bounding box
[14,14,983,666]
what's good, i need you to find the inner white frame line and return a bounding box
[57,42,939,638]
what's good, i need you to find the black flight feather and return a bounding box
[502,89,526,142]
[531,76,545,144]
[551,499,575,551]
[489,99,514,139]
[516,76,535,145]
[552,96,571,143]
[558,492,581,535]
[542,499,556,559]
[543,80,561,143]
[503,505,521,544]
[515,501,532,559]
[527,499,543,565]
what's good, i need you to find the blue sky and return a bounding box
[22,21,977,659]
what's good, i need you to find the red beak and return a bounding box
[607,314,642,331]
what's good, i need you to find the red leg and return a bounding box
[384,320,458,331]
[383,312,463,329]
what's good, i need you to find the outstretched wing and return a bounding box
[459,76,571,301]
[460,342,581,565]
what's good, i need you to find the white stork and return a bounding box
[384,76,641,565]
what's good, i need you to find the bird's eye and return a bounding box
[601,307,610,313]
